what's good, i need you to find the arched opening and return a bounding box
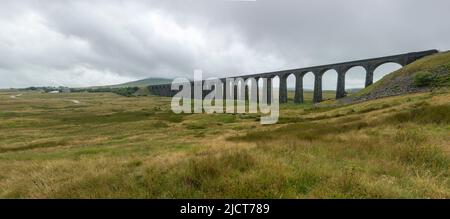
[345,66,366,94]
[271,75,280,88]
[242,78,255,110]
[237,79,244,100]
[321,69,338,100]
[303,72,314,102]
[257,77,264,101]
[271,75,280,103]
[374,62,403,82]
[286,74,296,102]
[236,78,255,101]
[249,78,257,101]
[256,76,278,104]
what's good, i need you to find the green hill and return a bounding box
[346,51,450,102]
[94,77,172,88]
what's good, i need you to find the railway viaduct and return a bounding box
[148,50,438,103]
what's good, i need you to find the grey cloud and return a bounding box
[0,0,449,88]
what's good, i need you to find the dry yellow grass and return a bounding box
[0,89,449,198]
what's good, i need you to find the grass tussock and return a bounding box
[393,130,449,171]
[0,139,69,153]
[388,103,450,124]
[183,151,255,189]
[228,120,370,142]
[157,112,185,123]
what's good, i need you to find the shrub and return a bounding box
[435,74,450,87]
[111,87,140,97]
[413,71,434,87]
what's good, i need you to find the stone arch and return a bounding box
[271,75,279,87]
[276,74,289,103]
[254,75,273,104]
[303,71,315,103]
[248,77,258,104]
[272,75,281,104]
[286,73,296,102]
[271,75,280,91]
[265,75,276,104]
[321,69,338,100]
[373,62,403,82]
[345,66,366,91]
[373,60,404,71]
[239,77,257,105]
[236,79,244,100]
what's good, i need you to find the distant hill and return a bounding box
[94,77,172,88]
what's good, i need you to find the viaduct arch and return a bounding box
[149,50,438,103]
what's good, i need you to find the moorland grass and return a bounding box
[0,90,448,198]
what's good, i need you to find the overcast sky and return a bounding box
[1,0,449,89]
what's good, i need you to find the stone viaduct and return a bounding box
[148,50,438,103]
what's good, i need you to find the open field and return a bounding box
[0,89,449,198]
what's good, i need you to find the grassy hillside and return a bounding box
[94,77,172,88]
[349,51,450,101]
[0,89,449,198]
